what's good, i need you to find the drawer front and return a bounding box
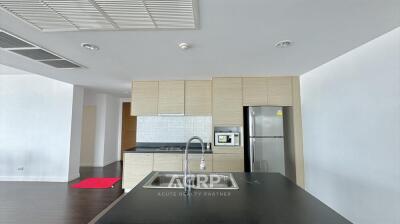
[182,154,213,172]
[153,154,183,171]
[212,153,244,172]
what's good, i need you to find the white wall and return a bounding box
[301,27,400,224]
[0,74,82,182]
[80,106,97,166]
[81,89,120,167]
[137,116,212,143]
[103,94,120,166]
[68,86,84,180]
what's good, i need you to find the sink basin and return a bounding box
[143,172,239,190]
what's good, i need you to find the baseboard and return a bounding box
[68,172,80,181]
[103,160,117,167]
[81,162,104,167]
[0,176,69,182]
[80,159,118,168]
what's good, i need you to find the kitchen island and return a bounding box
[97,172,351,224]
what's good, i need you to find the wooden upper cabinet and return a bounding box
[185,80,212,116]
[158,81,185,115]
[267,77,293,106]
[243,77,268,106]
[212,77,243,125]
[131,81,159,116]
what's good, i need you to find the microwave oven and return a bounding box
[214,132,240,146]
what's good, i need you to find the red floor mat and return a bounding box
[71,177,121,189]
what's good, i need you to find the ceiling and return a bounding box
[0,0,198,31]
[0,63,30,75]
[0,0,399,97]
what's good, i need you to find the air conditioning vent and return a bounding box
[0,31,34,48]
[0,0,199,32]
[10,49,61,60]
[0,29,82,69]
[40,60,81,69]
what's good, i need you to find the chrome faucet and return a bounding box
[184,136,206,194]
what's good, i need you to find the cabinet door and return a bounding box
[131,81,159,116]
[243,77,268,106]
[183,154,213,172]
[122,153,153,189]
[153,154,183,171]
[185,80,212,116]
[158,81,185,115]
[212,153,244,172]
[267,77,293,106]
[212,78,243,125]
[212,146,243,154]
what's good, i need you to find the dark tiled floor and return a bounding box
[0,162,123,224]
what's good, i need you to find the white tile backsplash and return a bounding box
[137,116,212,143]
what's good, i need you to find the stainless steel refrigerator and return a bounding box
[245,106,286,175]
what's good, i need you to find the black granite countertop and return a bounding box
[124,142,213,154]
[97,172,351,224]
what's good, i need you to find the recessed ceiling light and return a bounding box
[275,40,293,48]
[178,43,191,50]
[81,43,99,51]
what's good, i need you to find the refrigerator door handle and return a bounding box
[249,107,256,137]
[250,138,255,172]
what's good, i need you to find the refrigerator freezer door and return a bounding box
[252,137,285,175]
[249,106,284,137]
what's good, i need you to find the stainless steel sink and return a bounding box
[143,172,239,190]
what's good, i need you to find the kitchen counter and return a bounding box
[125,142,213,154]
[97,172,351,224]
[125,147,213,154]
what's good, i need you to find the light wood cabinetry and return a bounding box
[212,146,243,154]
[153,153,183,171]
[291,77,304,187]
[243,77,293,106]
[128,76,304,187]
[243,77,268,106]
[212,77,243,125]
[122,153,153,189]
[131,81,159,116]
[158,81,185,115]
[185,80,212,116]
[183,154,213,172]
[267,77,293,106]
[212,153,244,172]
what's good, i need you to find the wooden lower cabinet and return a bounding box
[122,153,153,189]
[122,152,246,189]
[212,153,244,172]
[184,154,213,172]
[153,154,183,171]
[212,146,243,154]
